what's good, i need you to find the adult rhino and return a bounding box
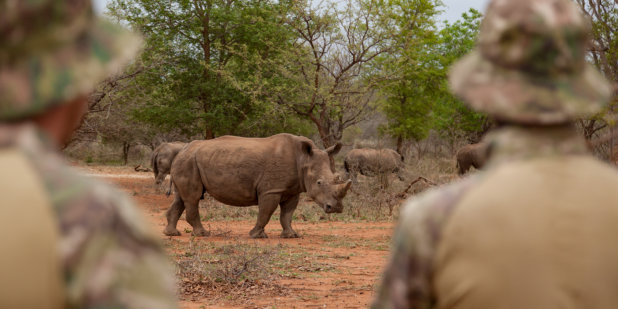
[456,142,488,175]
[151,142,186,185]
[344,148,405,187]
[164,133,351,238]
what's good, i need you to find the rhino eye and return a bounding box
[317,179,323,185]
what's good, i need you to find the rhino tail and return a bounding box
[151,151,159,178]
[166,176,173,197]
[456,159,464,175]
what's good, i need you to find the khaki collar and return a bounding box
[484,125,590,167]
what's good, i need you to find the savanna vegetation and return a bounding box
[68,0,491,163]
[69,0,617,166]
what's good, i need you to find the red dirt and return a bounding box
[82,166,395,308]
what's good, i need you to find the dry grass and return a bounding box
[186,154,460,224]
[166,236,354,305]
[169,238,290,303]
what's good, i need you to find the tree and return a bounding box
[574,0,617,160]
[70,68,186,165]
[275,0,393,154]
[371,0,444,156]
[377,7,486,156]
[107,0,309,139]
[431,9,489,146]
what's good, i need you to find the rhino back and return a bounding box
[192,135,303,206]
[347,148,399,173]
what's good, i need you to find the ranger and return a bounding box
[0,0,177,308]
[372,0,618,308]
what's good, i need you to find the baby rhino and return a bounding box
[151,142,186,184]
[165,133,351,238]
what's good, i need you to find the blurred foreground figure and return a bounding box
[373,0,618,308]
[0,1,177,308]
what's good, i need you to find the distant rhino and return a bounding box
[344,148,405,186]
[164,133,351,238]
[456,142,488,175]
[151,142,186,185]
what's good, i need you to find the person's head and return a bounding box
[449,0,612,126]
[0,0,141,145]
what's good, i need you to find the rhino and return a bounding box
[151,142,187,185]
[456,142,488,175]
[344,148,405,187]
[164,133,351,238]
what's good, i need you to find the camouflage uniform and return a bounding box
[0,1,178,308]
[373,0,618,308]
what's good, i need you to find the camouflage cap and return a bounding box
[449,0,612,125]
[0,0,142,121]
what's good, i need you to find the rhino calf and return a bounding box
[456,142,488,175]
[344,148,405,187]
[165,133,351,239]
[150,142,186,185]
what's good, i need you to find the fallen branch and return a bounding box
[384,176,437,216]
[401,177,437,195]
[134,164,152,172]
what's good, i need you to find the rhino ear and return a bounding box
[301,141,313,156]
[325,143,342,156]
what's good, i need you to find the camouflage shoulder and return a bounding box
[397,175,481,248]
[20,148,177,308]
[372,175,481,309]
[58,173,178,308]
[30,154,155,240]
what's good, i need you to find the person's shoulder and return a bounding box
[398,175,481,233]
[61,169,155,237]
[26,148,158,244]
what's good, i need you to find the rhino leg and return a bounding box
[186,200,208,237]
[348,169,358,184]
[164,195,185,236]
[379,173,389,189]
[155,172,167,185]
[280,194,300,238]
[458,161,469,175]
[249,194,281,239]
[396,170,406,182]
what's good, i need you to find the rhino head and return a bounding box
[300,141,352,214]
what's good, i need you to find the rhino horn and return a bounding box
[337,180,352,198]
[325,143,342,156]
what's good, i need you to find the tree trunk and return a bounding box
[396,136,405,160]
[200,4,215,140]
[314,119,338,172]
[122,142,130,165]
[204,127,214,139]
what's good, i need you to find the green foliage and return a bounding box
[107,0,311,138]
[376,7,487,143]
[431,9,488,141]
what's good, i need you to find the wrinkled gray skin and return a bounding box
[456,142,488,175]
[151,142,186,185]
[344,148,405,185]
[164,133,351,238]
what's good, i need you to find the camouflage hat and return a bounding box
[449,0,612,125]
[0,0,141,121]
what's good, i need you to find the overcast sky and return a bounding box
[441,0,490,22]
[94,0,490,23]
